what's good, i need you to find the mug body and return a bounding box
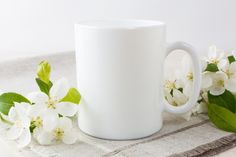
[75,20,166,139]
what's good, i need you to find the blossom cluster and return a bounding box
[0,61,81,147]
[164,45,236,120]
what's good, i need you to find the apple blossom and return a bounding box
[35,117,78,145]
[7,103,31,148]
[27,78,78,119]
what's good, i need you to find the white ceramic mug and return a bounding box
[75,20,201,140]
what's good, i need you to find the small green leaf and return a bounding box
[60,88,81,104]
[0,92,31,104]
[205,63,219,72]
[208,90,236,113]
[0,93,31,115]
[208,103,236,132]
[0,101,13,115]
[36,78,53,95]
[228,55,236,64]
[37,60,51,84]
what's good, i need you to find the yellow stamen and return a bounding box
[209,58,220,64]
[186,72,193,81]
[47,98,57,109]
[165,80,176,90]
[53,128,65,140]
[32,116,43,128]
[216,79,224,86]
[225,69,234,78]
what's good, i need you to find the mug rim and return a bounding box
[75,19,165,29]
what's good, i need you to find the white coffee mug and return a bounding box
[75,20,201,140]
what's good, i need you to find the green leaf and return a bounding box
[205,63,219,72]
[0,93,31,115]
[0,101,13,115]
[208,103,236,132]
[36,78,53,95]
[208,90,236,113]
[0,92,31,104]
[60,88,81,104]
[228,55,236,64]
[37,60,51,84]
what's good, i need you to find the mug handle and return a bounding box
[163,42,201,114]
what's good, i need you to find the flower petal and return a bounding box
[197,102,208,114]
[27,92,48,105]
[14,104,31,128]
[56,102,77,117]
[58,117,72,131]
[32,127,41,139]
[21,117,31,128]
[7,124,23,140]
[218,59,228,71]
[201,72,213,89]
[181,54,192,77]
[183,82,192,97]
[50,78,69,101]
[173,89,188,105]
[8,107,17,122]
[225,79,236,93]
[218,51,225,60]
[42,111,58,132]
[164,90,175,106]
[175,79,184,89]
[17,128,31,148]
[62,129,78,144]
[28,104,46,118]
[36,130,53,145]
[208,45,217,59]
[209,86,225,96]
[201,91,209,103]
[229,62,236,72]
[214,71,228,81]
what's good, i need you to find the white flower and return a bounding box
[35,117,78,145]
[164,89,188,106]
[207,61,236,95]
[175,55,193,97]
[180,91,208,121]
[181,101,208,121]
[201,71,213,89]
[164,77,183,93]
[201,90,209,103]
[7,103,31,148]
[27,99,58,134]
[197,101,208,113]
[203,45,225,65]
[219,61,236,92]
[209,71,228,95]
[27,78,77,123]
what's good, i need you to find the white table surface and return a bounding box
[0,52,236,157]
